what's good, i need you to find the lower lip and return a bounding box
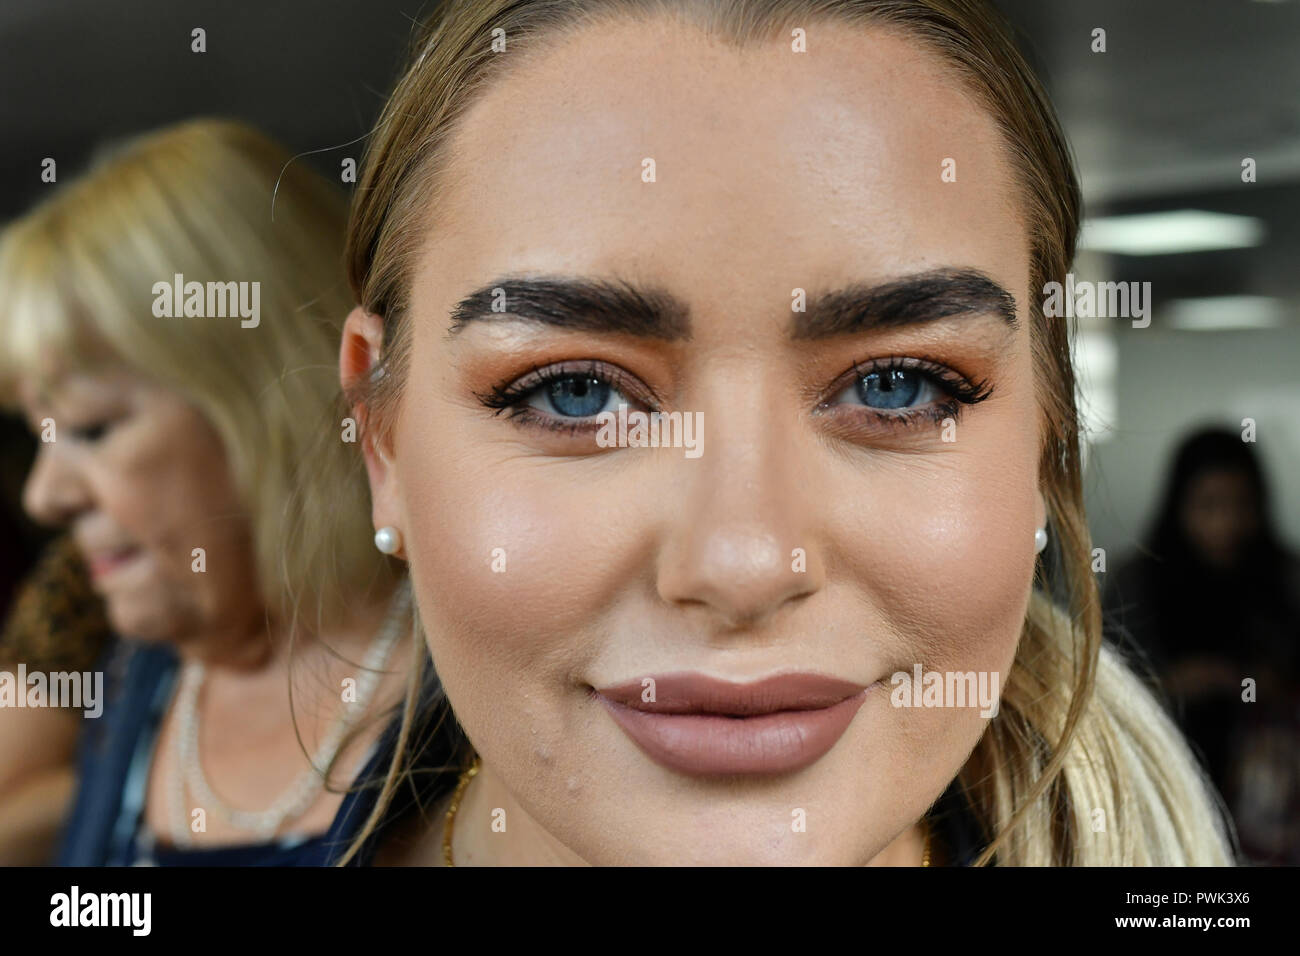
[597,688,870,776]
[87,548,142,581]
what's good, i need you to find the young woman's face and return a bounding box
[363,19,1045,863]
[18,369,260,646]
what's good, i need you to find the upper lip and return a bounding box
[77,541,138,566]
[595,672,869,716]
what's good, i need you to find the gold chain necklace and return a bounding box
[442,755,480,866]
[441,754,934,866]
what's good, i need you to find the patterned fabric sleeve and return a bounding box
[0,534,112,672]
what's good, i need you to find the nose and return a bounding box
[656,399,823,632]
[22,440,91,527]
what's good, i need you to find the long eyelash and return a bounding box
[475,356,990,436]
[497,406,601,437]
[819,356,994,431]
[473,360,657,435]
[474,362,562,412]
[850,356,993,405]
[876,398,962,428]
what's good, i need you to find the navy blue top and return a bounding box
[57,640,991,866]
[54,639,437,866]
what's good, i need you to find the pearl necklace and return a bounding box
[168,584,409,847]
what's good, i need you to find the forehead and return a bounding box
[420,15,1028,317]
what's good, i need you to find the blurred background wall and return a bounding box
[995,0,1300,559]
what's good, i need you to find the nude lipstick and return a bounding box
[594,672,870,776]
[83,545,142,582]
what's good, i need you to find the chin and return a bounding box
[104,597,184,645]
[616,821,860,866]
[571,784,875,865]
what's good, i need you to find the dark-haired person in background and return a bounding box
[1105,427,1300,863]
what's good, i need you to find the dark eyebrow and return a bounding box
[448,276,692,340]
[792,268,1019,339]
[447,268,1017,342]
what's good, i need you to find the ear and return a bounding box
[1034,487,1048,532]
[340,307,405,558]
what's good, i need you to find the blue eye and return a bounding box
[478,360,653,433]
[529,374,617,418]
[836,367,940,410]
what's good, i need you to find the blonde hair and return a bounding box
[341,0,1235,864]
[0,119,400,627]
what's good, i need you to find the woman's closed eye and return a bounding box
[25,414,115,445]
[64,420,114,444]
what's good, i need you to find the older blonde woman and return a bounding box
[0,120,415,864]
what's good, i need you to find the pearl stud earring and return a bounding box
[1034,527,1048,554]
[374,526,402,555]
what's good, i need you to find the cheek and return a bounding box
[832,422,1039,674]
[825,429,1039,828]
[396,413,633,719]
[96,445,188,551]
[395,362,670,769]
[844,421,1038,782]
[94,414,253,609]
